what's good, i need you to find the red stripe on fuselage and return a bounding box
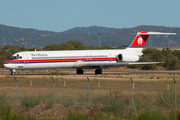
[5,57,117,63]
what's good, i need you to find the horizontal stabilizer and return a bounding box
[139,32,176,35]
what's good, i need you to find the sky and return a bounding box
[0,0,180,32]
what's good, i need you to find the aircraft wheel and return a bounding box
[95,69,102,74]
[10,69,16,75]
[11,72,15,75]
[76,69,83,74]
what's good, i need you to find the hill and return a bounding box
[0,24,179,48]
[63,25,119,34]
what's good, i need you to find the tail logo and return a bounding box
[130,31,176,47]
[138,37,143,45]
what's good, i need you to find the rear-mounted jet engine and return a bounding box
[116,54,139,62]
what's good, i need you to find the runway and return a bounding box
[0,68,179,76]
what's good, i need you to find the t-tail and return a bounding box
[130,31,149,48]
[128,31,176,49]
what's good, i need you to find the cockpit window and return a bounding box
[9,56,22,60]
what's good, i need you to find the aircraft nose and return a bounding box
[4,62,10,69]
[4,63,8,68]
[4,62,16,69]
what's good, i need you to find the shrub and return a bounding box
[164,55,180,70]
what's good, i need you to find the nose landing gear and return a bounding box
[10,69,16,75]
[11,72,15,75]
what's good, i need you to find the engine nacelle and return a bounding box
[117,54,140,62]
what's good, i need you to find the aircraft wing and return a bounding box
[81,62,164,67]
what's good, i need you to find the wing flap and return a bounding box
[81,62,164,67]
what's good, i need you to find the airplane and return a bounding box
[4,31,176,75]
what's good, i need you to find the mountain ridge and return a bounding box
[63,25,119,34]
[0,24,179,48]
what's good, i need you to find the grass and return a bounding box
[21,94,41,107]
[0,92,33,120]
[0,75,179,119]
[66,110,176,120]
[134,110,175,120]
[0,103,34,120]
[67,112,121,120]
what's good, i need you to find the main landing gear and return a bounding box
[76,68,102,74]
[10,69,16,75]
[95,68,102,74]
[76,68,84,74]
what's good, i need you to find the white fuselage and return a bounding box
[4,48,142,70]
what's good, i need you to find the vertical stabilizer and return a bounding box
[130,31,149,48]
[129,31,176,48]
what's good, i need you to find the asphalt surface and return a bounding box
[0,68,179,76]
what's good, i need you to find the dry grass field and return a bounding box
[0,70,180,119]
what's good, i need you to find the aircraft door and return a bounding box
[23,54,28,64]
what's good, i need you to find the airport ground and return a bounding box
[0,66,180,76]
[0,68,180,119]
